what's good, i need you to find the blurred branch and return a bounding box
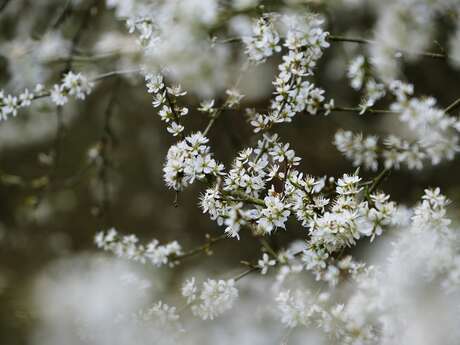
[51,0,72,30]
[96,79,121,226]
[328,35,373,45]
[32,106,65,213]
[365,168,391,198]
[0,0,10,12]
[444,97,460,114]
[331,106,399,115]
[47,51,126,64]
[329,34,447,60]
[0,161,95,191]
[63,0,99,73]
[217,34,448,60]
[91,68,142,81]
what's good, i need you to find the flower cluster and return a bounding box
[50,72,93,106]
[390,83,459,166]
[181,278,239,320]
[246,14,333,132]
[94,228,182,267]
[243,15,281,63]
[335,79,460,171]
[276,289,378,344]
[138,301,180,327]
[269,187,460,345]
[163,132,224,191]
[145,73,189,136]
[197,130,397,250]
[200,134,302,238]
[307,174,396,254]
[0,87,38,121]
[258,195,290,234]
[347,55,386,113]
[334,130,379,171]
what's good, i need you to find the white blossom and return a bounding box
[258,253,276,274]
[191,279,238,320]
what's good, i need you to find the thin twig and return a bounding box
[51,0,72,29]
[234,266,259,281]
[331,106,399,115]
[173,234,227,261]
[328,35,373,45]
[63,0,98,73]
[221,190,265,207]
[366,168,391,196]
[444,97,460,114]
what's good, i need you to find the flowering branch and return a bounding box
[219,34,448,60]
[172,234,227,261]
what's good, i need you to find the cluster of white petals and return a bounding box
[245,14,333,133]
[163,132,224,191]
[336,78,460,171]
[50,71,93,106]
[182,278,239,320]
[0,87,36,121]
[145,73,188,136]
[95,228,182,267]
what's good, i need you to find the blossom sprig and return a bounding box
[94,228,182,267]
[50,71,94,106]
[347,55,386,113]
[276,289,378,343]
[198,132,396,246]
[1,72,93,122]
[243,14,281,63]
[338,65,460,171]
[181,277,239,320]
[245,14,333,133]
[145,73,188,137]
[137,300,181,329]
[0,87,38,121]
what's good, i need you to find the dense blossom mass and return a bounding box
[2,0,460,344]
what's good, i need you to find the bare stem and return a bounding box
[444,97,460,114]
[329,35,447,60]
[366,168,391,196]
[331,106,399,115]
[173,234,227,261]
